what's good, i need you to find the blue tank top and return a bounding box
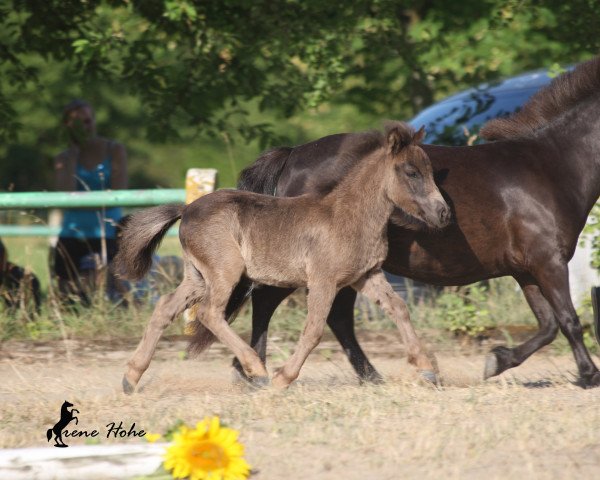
[60,155,123,239]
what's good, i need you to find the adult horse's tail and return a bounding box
[46,428,52,442]
[238,146,293,195]
[114,204,184,281]
[187,146,293,356]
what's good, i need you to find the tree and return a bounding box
[1,0,598,189]
[2,1,597,143]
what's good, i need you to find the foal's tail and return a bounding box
[114,204,184,281]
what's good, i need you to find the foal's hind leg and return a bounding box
[200,265,269,384]
[272,283,337,388]
[352,269,439,384]
[232,286,295,382]
[123,280,201,394]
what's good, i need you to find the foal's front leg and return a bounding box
[352,269,439,384]
[272,283,337,388]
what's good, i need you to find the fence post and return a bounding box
[183,168,218,334]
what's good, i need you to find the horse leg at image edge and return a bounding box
[485,266,600,387]
[352,270,439,385]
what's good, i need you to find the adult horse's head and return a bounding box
[384,122,451,229]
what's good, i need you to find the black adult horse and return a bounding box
[190,57,600,388]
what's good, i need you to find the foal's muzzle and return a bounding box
[422,198,451,229]
[437,203,451,228]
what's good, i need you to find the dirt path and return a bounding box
[1,334,599,479]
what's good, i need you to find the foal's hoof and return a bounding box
[122,376,136,395]
[250,376,271,389]
[231,369,270,389]
[418,370,439,386]
[271,372,292,389]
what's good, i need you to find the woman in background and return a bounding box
[53,99,128,304]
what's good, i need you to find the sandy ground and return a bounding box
[0,333,599,480]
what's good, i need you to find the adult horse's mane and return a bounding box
[480,56,600,141]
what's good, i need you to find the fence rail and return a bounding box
[0,189,187,237]
[0,189,185,209]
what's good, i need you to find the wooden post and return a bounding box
[183,169,218,334]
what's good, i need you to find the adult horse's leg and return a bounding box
[352,270,439,384]
[233,286,383,384]
[487,264,600,387]
[326,287,383,384]
[272,283,337,388]
[484,279,559,379]
[232,286,295,381]
[536,263,600,387]
[123,280,200,394]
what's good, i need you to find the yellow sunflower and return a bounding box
[164,417,251,480]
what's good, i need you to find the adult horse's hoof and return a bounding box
[418,370,439,386]
[581,371,600,389]
[483,354,498,380]
[231,367,250,385]
[484,346,513,380]
[122,376,136,395]
[359,370,385,385]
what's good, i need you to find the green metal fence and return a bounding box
[0,189,185,236]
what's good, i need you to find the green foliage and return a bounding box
[583,202,600,270]
[0,1,599,191]
[434,284,494,337]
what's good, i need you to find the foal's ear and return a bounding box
[386,124,413,156]
[413,125,426,144]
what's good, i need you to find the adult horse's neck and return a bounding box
[544,95,600,221]
[328,148,394,239]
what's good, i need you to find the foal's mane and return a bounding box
[480,56,600,141]
[311,121,415,196]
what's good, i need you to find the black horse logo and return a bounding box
[46,400,79,447]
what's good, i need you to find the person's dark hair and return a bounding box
[62,99,93,124]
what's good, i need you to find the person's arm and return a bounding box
[110,142,128,190]
[54,151,76,191]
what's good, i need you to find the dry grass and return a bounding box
[1,334,599,479]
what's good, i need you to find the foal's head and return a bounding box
[383,123,450,229]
